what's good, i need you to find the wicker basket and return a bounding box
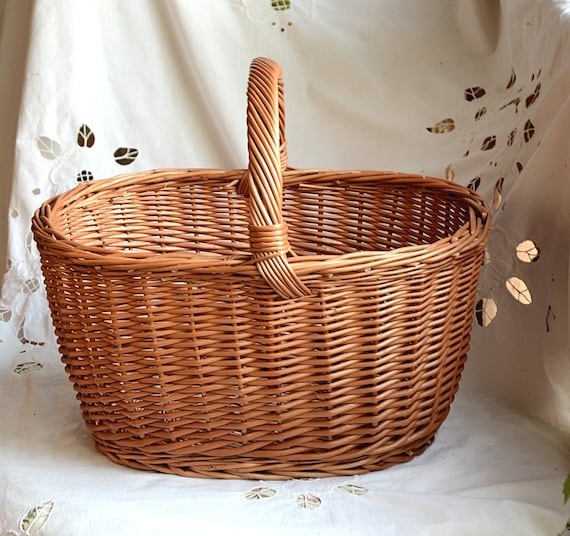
[32,57,490,480]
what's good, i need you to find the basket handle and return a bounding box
[244,57,310,299]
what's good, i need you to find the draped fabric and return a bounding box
[0,1,569,534]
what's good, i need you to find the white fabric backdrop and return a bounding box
[0,0,569,534]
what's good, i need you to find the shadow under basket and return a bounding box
[31,57,490,480]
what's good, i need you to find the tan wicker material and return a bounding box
[32,57,491,480]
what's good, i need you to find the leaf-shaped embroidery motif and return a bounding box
[467,177,481,191]
[243,487,277,500]
[25,232,34,253]
[14,362,43,374]
[475,298,497,327]
[506,277,532,304]
[295,493,321,510]
[525,83,541,108]
[523,119,535,142]
[516,162,524,172]
[426,118,455,134]
[77,124,95,147]
[481,136,496,151]
[506,67,517,89]
[474,107,487,121]
[507,128,517,147]
[114,147,139,165]
[336,484,369,496]
[444,164,455,181]
[500,97,521,113]
[516,240,540,263]
[37,137,62,160]
[20,501,55,535]
[493,177,504,210]
[464,86,486,101]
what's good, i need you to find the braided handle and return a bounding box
[245,57,310,299]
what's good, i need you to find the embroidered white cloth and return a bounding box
[0,332,568,535]
[0,0,569,534]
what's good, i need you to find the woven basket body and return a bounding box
[32,58,490,480]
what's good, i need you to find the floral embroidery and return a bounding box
[76,124,95,148]
[335,484,369,496]
[36,123,139,188]
[1,501,55,536]
[243,487,277,500]
[464,86,486,101]
[242,482,369,510]
[36,137,61,160]
[505,276,532,305]
[474,236,540,327]
[0,122,139,343]
[19,501,54,535]
[427,66,543,194]
[113,147,139,166]
[426,118,455,134]
[13,362,43,375]
[238,0,314,32]
[295,493,321,510]
[427,67,545,327]
[271,0,290,11]
[0,252,46,346]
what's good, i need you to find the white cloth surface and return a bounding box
[0,0,569,533]
[0,328,568,536]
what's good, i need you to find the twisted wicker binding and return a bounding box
[32,57,491,480]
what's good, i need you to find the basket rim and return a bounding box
[32,167,491,274]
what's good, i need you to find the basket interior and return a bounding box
[52,174,473,259]
[285,182,470,256]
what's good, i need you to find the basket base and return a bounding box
[93,435,436,480]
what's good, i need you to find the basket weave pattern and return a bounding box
[32,58,490,479]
